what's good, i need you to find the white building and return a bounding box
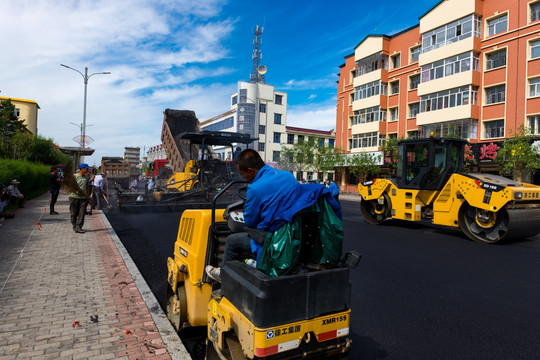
[200,81,287,163]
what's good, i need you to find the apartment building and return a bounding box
[200,81,288,163]
[337,0,540,182]
[283,126,336,182]
[0,96,40,135]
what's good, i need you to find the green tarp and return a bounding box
[257,198,344,277]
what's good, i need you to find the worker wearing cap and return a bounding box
[68,163,92,234]
[7,179,24,208]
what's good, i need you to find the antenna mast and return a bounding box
[249,25,266,84]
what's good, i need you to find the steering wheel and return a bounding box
[237,186,248,201]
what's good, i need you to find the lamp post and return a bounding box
[61,64,110,149]
[69,122,94,140]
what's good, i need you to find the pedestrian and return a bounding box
[129,177,138,192]
[93,172,107,210]
[6,179,24,208]
[68,163,92,234]
[49,167,62,214]
[147,177,155,192]
[325,179,340,204]
[232,146,242,162]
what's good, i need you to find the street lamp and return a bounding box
[70,122,94,139]
[60,64,110,149]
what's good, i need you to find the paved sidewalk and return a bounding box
[0,192,190,360]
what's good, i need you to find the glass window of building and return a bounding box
[259,125,266,134]
[407,130,420,139]
[318,138,325,147]
[410,74,420,90]
[354,80,387,101]
[421,52,479,83]
[410,46,421,63]
[352,106,385,125]
[419,119,478,139]
[484,120,504,138]
[487,14,507,36]
[275,94,283,105]
[420,86,478,113]
[531,39,540,59]
[259,103,266,113]
[391,53,401,68]
[528,115,540,134]
[329,139,335,147]
[287,133,295,144]
[273,151,280,162]
[274,113,282,124]
[273,132,281,143]
[355,52,388,76]
[258,143,265,152]
[530,78,540,97]
[390,80,400,95]
[232,96,238,105]
[422,14,481,53]
[298,135,304,143]
[485,49,507,70]
[389,107,399,121]
[532,2,540,22]
[409,103,420,118]
[350,132,384,149]
[485,85,506,105]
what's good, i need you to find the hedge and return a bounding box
[0,159,50,200]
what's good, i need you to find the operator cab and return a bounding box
[395,137,467,190]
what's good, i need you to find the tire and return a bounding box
[360,193,392,225]
[166,283,187,332]
[458,203,509,244]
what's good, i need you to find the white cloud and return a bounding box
[287,104,337,131]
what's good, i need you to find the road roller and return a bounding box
[166,181,360,359]
[358,137,540,244]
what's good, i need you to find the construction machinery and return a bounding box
[166,181,360,359]
[358,137,540,244]
[165,131,255,193]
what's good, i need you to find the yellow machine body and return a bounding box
[166,160,199,192]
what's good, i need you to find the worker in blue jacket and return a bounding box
[206,149,340,282]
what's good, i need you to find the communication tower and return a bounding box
[249,25,267,84]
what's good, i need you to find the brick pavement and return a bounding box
[0,192,189,360]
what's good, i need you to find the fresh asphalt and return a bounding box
[106,193,540,360]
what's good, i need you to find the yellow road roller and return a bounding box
[358,137,540,244]
[166,181,360,359]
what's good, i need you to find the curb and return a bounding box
[100,212,192,360]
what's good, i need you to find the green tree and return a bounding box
[496,126,540,182]
[348,152,381,182]
[0,99,27,158]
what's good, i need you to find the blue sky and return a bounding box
[0,0,441,166]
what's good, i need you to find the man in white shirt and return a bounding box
[93,172,107,210]
[7,179,24,208]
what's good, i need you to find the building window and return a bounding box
[532,2,540,22]
[487,14,507,37]
[328,139,335,147]
[484,120,504,138]
[485,49,507,70]
[422,14,481,53]
[274,113,282,124]
[275,94,283,105]
[420,86,478,112]
[259,125,266,134]
[298,135,304,143]
[390,80,400,95]
[287,133,295,144]
[529,115,540,134]
[390,53,401,69]
[354,80,387,100]
[232,96,238,105]
[258,143,265,152]
[389,107,399,121]
[14,108,20,117]
[318,138,325,147]
[273,132,281,143]
[410,46,421,63]
[530,78,540,97]
[273,151,280,162]
[352,106,386,125]
[350,132,384,149]
[259,103,266,113]
[407,130,420,139]
[355,52,389,76]
[419,119,478,139]
[409,74,420,90]
[485,85,506,105]
[409,103,420,118]
[203,116,234,131]
[421,52,479,83]
[531,39,540,59]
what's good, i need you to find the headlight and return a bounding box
[514,192,523,200]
